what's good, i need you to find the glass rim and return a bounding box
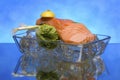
[13,33,111,46]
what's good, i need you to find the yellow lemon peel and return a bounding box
[41,10,55,18]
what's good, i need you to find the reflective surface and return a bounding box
[0,43,120,80]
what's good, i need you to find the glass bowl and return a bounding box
[12,30,111,80]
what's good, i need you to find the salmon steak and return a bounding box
[36,18,96,45]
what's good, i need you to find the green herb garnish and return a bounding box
[36,24,59,49]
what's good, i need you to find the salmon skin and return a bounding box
[36,18,96,45]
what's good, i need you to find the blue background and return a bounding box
[0,0,120,43]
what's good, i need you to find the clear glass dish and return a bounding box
[12,30,111,80]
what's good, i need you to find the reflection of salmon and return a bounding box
[36,18,96,45]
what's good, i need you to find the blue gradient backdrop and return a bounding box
[0,0,120,43]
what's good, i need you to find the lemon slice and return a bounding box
[41,10,55,18]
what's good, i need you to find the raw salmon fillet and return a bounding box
[36,18,96,45]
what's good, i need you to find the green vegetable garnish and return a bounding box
[36,24,59,49]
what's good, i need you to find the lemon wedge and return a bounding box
[41,10,55,18]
